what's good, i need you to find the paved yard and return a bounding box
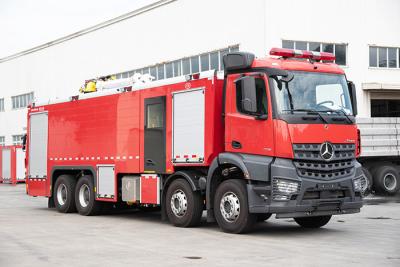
[0,184,399,267]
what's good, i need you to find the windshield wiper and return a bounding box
[282,108,328,124]
[328,109,353,124]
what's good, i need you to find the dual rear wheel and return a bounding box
[53,174,101,215]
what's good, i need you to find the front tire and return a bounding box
[166,179,203,227]
[214,179,256,234]
[361,167,373,196]
[75,175,102,216]
[294,215,332,228]
[54,175,77,213]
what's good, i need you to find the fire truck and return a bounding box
[25,48,363,233]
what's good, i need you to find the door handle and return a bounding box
[231,140,242,149]
[146,159,155,165]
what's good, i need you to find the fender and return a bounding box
[164,170,206,192]
[205,152,273,221]
[205,153,250,222]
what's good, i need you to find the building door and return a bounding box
[144,96,166,173]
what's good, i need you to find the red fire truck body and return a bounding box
[0,145,25,184]
[26,49,364,233]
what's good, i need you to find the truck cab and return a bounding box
[206,49,363,232]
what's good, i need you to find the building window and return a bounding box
[111,45,239,82]
[0,98,4,112]
[11,92,34,109]
[12,135,24,145]
[282,40,347,65]
[0,136,4,146]
[371,99,400,117]
[369,46,399,68]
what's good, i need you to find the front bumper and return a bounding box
[247,158,363,218]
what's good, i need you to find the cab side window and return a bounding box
[236,77,268,116]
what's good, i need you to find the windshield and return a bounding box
[271,71,353,115]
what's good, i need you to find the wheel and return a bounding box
[75,175,102,216]
[214,179,256,234]
[294,215,332,228]
[165,179,203,227]
[373,165,400,195]
[361,167,373,196]
[256,213,272,222]
[53,175,77,213]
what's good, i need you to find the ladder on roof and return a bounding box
[80,73,155,93]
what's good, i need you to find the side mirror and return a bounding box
[347,81,358,116]
[236,76,257,113]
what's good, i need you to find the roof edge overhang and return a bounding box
[362,82,400,91]
[0,0,177,64]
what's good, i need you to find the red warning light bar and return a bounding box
[269,48,335,61]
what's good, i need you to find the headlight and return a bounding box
[272,178,301,200]
[353,176,362,192]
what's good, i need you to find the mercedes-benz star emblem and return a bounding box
[320,142,334,161]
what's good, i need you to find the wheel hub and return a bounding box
[56,184,67,206]
[383,173,397,191]
[170,190,187,217]
[79,184,90,208]
[220,192,240,222]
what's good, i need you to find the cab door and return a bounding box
[225,73,274,156]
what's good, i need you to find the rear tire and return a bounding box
[54,175,77,213]
[166,179,203,227]
[214,179,256,234]
[75,175,102,216]
[294,215,332,228]
[373,165,400,195]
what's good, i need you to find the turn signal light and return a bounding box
[270,48,335,62]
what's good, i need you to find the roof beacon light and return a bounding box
[269,48,335,62]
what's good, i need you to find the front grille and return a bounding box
[293,143,356,180]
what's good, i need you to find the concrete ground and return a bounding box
[0,184,399,267]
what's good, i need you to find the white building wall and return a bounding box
[0,0,399,145]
